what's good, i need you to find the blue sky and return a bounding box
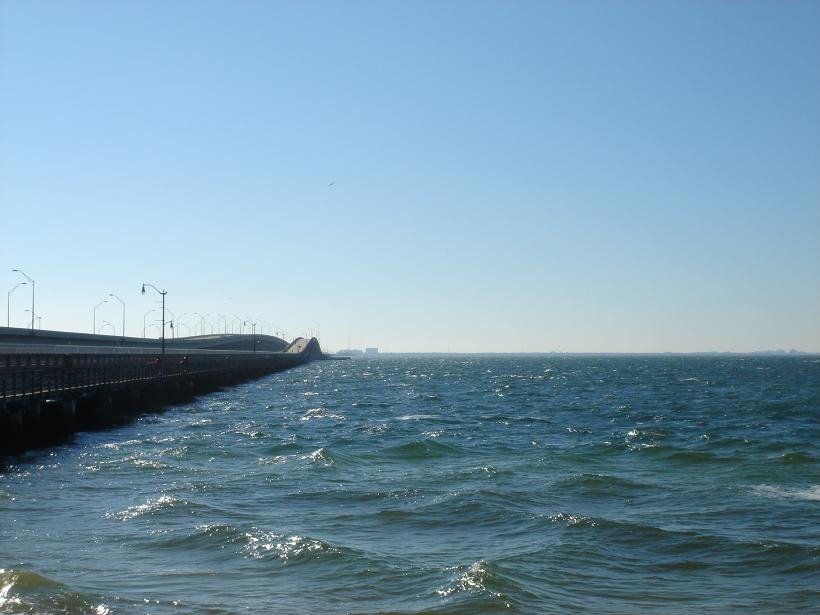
[1,0,818,352]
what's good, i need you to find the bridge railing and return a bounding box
[0,352,300,402]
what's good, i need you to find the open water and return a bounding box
[1,356,818,613]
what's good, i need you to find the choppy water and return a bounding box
[1,356,818,613]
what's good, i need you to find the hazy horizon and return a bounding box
[2,1,818,353]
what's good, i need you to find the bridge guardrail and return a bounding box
[0,352,301,403]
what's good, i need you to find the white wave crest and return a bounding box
[107,494,183,521]
[299,408,345,421]
[753,484,820,501]
[437,560,507,604]
[244,530,329,560]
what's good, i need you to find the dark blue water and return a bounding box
[1,356,818,613]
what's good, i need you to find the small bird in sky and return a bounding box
[328,182,335,187]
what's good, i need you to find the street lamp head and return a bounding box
[141,284,146,295]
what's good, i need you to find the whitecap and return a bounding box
[133,459,171,470]
[257,455,288,465]
[0,570,23,609]
[436,560,504,601]
[107,494,183,521]
[753,484,820,501]
[301,448,333,467]
[244,531,328,560]
[299,408,345,421]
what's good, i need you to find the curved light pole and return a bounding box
[143,308,156,338]
[93,300,108,334]
[7,282,26,327]
[194,312,209,336]
[232,315,243,334]
[216,314,227,335]
[11,269,34,330]
[141,283,167,356]
[108,293,125,338]
[98,320,115,335]
[176,313,187,338]
[24,309,42,329]
[244,319,258,353]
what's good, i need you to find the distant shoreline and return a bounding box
[336,351,819,357]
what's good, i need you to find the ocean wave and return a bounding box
[243,530,334,561]
[553,473,652,493]
[106,494,192,521]
[753,484,820,501]
[233,427,273,440]
[647,448,733,464]
[442,465,514,480]
[543,512,820,572]
[435,560,534,609]
[299,446,360,468]
[262,437,303,455]
[159,524,339,562]
[379,489,529,527]
[0,568,111,614]
[132,458,173,470]
[302,447,333,466]
[775,451,817,465]
[300,407,346,422]
[351,400,392,409]
[396,413,440,421]
[380,440,464,460]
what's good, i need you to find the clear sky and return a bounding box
[1,0,818,352]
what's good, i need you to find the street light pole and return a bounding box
[176,313,187,338]
[194,312,209,336]
[108,293,126,338]
[141,283,167,356]
[93,300,108,334]
[11,269,34,330]
[165,308,175,339]
[6,282,26,327]
[143,309,155,338]
[24,310,42,330]
[244,320,258,353]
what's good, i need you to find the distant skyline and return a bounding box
[1,1,818,353]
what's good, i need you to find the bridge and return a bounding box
[0,327,325,454]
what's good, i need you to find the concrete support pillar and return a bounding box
[62,399,76,423]
[18,400,43,439]
[129,389,141,411]
[2,406,24,431]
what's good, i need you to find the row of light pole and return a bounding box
[7,269,34,329]
[6,272,301,353]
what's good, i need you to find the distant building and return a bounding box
[364,347,379,356]
[335,349,363,357]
